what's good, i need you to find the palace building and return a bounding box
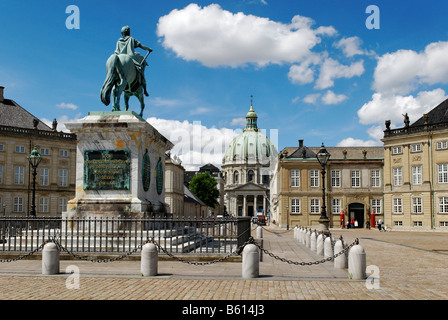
[0,86,77,216]
[382,98,448,230]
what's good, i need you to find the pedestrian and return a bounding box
[354,220,358,228]
[378,219,382,231]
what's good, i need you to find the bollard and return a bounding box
[324,236,333,259]
[301,228,306,244]
[242,244,259,278]
[294,226,298,240]
[334,238,347,269]
[316,233,324,256]
[141,243,158,276]
[42,242,59,275]
[348,241,367,280]
[305,229,311,248]
[310,230,317,252]
[256,226,263,239]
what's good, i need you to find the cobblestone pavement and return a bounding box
[0,224,447,302]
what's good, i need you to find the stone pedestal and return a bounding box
[63,111,173,219]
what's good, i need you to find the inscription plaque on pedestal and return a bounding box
[84,150,130,190]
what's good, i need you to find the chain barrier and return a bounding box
[260,226,292,235]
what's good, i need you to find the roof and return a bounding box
[411,98,448,127]
[184,185,206,206]
[281,145,383,160]
[0,98,52,131]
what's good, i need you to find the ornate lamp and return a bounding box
[316,143,331,232]
[27,147,42,217]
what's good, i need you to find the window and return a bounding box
[412,197,423,214]
[0,165,2,184]
[59,198,68,213]
[39,197,49,213]
[392,146,402,154]
[439,197,448,213]
[310,169,319,187]
[393,167,402,186]
[310,198,320,214]
[331,170,340,187]
[394,221,403,226]
[413,221,423,227]
[290,169,300,187]
[371,199,381,214]
[332,198,341,214]
[40,148,50,156]
[291,199,300,214]
[351,170,360,187]
[15,145,25,153]
[0,144,4,151]
[13,197,23,212]
[247,170,254,183]
[40,168,49,186]
[371,169,381,187]
[440,221,448,227]
[14,166,25,185]
[438,164,448,183]
[412,166,422,185]
[59,169,68,187]
[59,150,68,157]
[393,198,403,214]
[234,171,239,184]
[411,144,422,152]
[437,141,448,150]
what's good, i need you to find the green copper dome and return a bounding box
[223,103,277,164]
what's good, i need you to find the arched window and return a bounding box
[247,170,254,182]
[234,171,239,184]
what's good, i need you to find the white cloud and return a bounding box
[321,90,347,105]
[149,97,183,107]
[41,114,83,132]
[146,117,240,170]
[315,58,364,89]
[303,93,321,104]
[373,41,448,95]
[337,137,381,147]
[230,117,246,127]
[333,36,375,58]
[56,102,78,110]
[156,3,336,68]
[357,88,448,126]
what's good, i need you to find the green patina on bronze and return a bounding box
[156,157,163,195]
[84,150,130,190]
[142,150,151,192]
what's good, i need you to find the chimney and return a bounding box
[299,139,304,148]
[0,86,4,102]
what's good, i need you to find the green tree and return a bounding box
[189,172,220,208]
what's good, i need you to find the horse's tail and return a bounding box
[100,54,119,106]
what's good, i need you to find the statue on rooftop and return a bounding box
[100,26,152,117]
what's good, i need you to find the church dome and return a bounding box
[223,102,277,165]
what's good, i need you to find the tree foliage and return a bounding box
[189,172,219,208]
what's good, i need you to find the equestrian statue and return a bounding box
[100,26,152,118]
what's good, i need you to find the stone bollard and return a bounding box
[316,233,324,256]
[42,242,59,275]
[242,244,259,278]
[256,226,263,239]
[310,230,317,252]
[334,238,347,269]
[305,229,311,248]
[294,226,298,240]
[324,236,333,259]
[301,228,306,245]
[348,241,367,280]
[141,243,158,277]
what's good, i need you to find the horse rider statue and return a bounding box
[100,26,152,117]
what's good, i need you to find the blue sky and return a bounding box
[1,1,448,169]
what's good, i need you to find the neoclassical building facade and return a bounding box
[222,102,277,217]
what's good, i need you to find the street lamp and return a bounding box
[316,143,331,234]
[27,146,42,217]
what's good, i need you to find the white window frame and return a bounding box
[40,168,49,186]
[59,169,68,187]
[290,169,300,187]
[393,167,403,186]
[14,166,25,185]
[40,148,50,156]
[412,166,422,185]
[310,169,319,188]
[439,197,448,213]
[0,165,3,184]
[411,144,422,153]
[437,141,448,150]
[59,198,68,213]
[15,145,25,153]
[310,198,320,214]
[351,170,360,188]
[438,164,448,183]
[371,169,381,187]
[392,146,402,154]
[412,197,423,214]
[371,199,381,214]
[59,150,68,157]
[291,198,301,214]
[39,197,49,213]
[331,170,340,187]
[331,198,341,214]
[13,197,23,212]
[393,198,403,214]
[413,221,423,227]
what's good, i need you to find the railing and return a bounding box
[0,216,251,255]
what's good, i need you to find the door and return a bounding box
[348,203,364,228]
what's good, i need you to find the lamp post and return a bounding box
[27,146,42,217]
[316,143,331,234]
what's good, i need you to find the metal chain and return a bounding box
[0,242,47,263]
[251,238,359,266]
